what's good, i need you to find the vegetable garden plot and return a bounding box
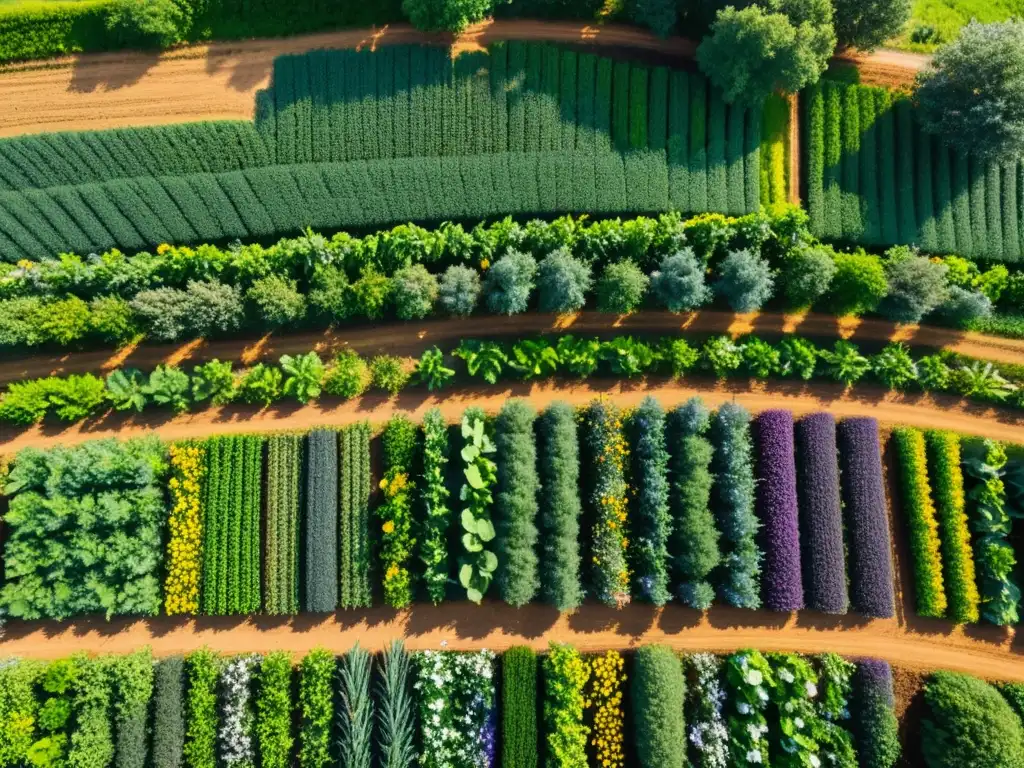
[803,79,1024,263]
[0,43,788,260]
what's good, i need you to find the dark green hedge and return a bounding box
[305,429,339,613]
[631,645,686,768]
[502,646,539,768]
[152,656,186,768]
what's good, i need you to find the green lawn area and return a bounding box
[890,0,1024,51]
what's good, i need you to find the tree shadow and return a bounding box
[69,49,163,93]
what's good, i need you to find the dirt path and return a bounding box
[2,378,1020,456]
[0,604,1021,680]
[0,21,923,137]
[833,47,930,89]
[6,310,1023,386]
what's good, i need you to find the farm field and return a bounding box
[891,0,1024,51]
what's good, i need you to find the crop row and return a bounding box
[0,644,904,768]
[804,79,1024,264]
[4,332,1023,430]
[893,428,1021,625]
[0,398,909,622]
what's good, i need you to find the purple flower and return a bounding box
[795,413,849,614]
[480,705,497,767]
[755,410,804,612]
[837,418,895,619]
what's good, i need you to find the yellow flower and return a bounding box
[382,520,395,534]
[480,258,491,270]
[156,243,171,255]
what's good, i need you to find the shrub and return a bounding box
[892,427,948,618]
[833,0,910,50]
[246,275,306,329]
[307,265,350,323]
[934,286,992,327]
[632,646,685,768]
[795,413,848,614]
[538,402,583,612]
[152,657,186,768]
[370,355,410,396]
[280,352,324,404]
[714,248,774,312]
[584,400,632,607]
[236,364,282,406]
[130,287,191,342]
[725,650,773,764]
[218,655,258,768]
[37,296,90,345]
[338,647,373,768]
[838,418,895,618]
[710,402,761,609]
[650,249,710,312]
[69,655,115,768]
[191,360,235,406]
[184,650,218,768]
[323,350,370,399]
[825,252,888,316]
[782,246,836,308]
[537,248,592,313]
[89,296,139,346]
[925,431,981,624]
[494,400,540,607]
[183,280,244,338]
[871,342,918,390]
[305,430,338,612]
[438,264,481,316]
[298,649,335,768]
[255,653,292,768]
[379,416,417,608]
[415,651,496,768]
[630,396,671,606]
[485,250,537,315]
[596,259,649,313]
[348,269,392,320]
[879,255,950,324]
[587,650,626,768]
[503,647,538,768]
[392,263,439,320]
[922,671,1024,768]
[668,398,720,609]
[402,0,492,32]
[110,649,153,768]
[105,0,187,48]
[755,410,804,612]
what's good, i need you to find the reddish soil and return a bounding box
[0,21,924,137]
[5,310,1023,386]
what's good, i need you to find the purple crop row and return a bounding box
[753,413,895,618]
[755,410,804,612]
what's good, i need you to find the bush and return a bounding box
[183,280,244,337]
[109,649,153,768]
[631,646,685,768]
[348,269,392,320]
[69,655,115,768]
[630,396,671,606]
[370,355,410,396]
[184,650,218,768]
[324,350,370,399]
[833,0,910,50]
[783,246,836,308]
[255,653,293,768]
[880,255,950,324]
[494,400,540,607]
[538,402,583,612]
[502,647,538,768]
[825,252,888,316]
[537,248,592,313]
[650,249,710,312]
[485,250,537,315]
[152,657,186,768]
[714,248,774,312]
[88,296,139,345]
[130,287,191,342]
[595,260,649,313]
[402,0,492,32]
[37,296,90,345]
[630,0,677,37]
[853,660,900,768]
[934,286,993,327]
[236,364,282,406]
[892,427,948,618]
[392,263,439,320]
[246,275,306,329]
[922,671,1024,768]
[307,265,350,323]
[710,402,761,608]
[438,264,481,316]
[543,644,591,768]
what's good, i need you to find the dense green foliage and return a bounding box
[502,647,538,768]
[631,646,686,768]
[305,430,339,612]
[151,657,185,768]
[184,650,218,768]
[630,396,671,605]
[110,650,153,768]
[537,402,583,612]
[298,649,335,768]
[254,653,293,768]
[419,408,452,604]
[265,435,302,615]
[340,423,372,609]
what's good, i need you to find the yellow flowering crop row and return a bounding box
[164,443,206,616]
[587,650,626,768]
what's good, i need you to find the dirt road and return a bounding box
[0,603,1021,680]
[2,378,1020,456]
[0,21,921,137]
[5,310,1022,386]
[833,47,930,89]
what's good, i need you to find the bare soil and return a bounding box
[0,21,924,137]
[5,310,1023,386]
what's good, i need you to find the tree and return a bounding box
[184,280,244,337]
[782,246,836,308]
[714,248,775,312]
[917,20,1024,161]
[650,249,711,312]
[697,2,835,105]
[536,248,592,314]
[438,265,481,317]
[246,276,307,329]
[832,0,911,51]
[596,260,649,314]
[922,671,1024,768]
[484,251,537,316]
[105,0,190,48]
[392,264,439,321]
[630,0,678,38]
[402,0,493,32]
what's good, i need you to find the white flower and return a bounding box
[784,701,794,713]
[758,687,769,702]
[805,681,818,698]
[779,667,795,683]
[745,669,763,686]
[810,755,821,768]
[737,702,751,715]
[795,717,805,730]
[746,749,763,764]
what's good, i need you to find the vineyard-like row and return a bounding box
[0,399,904,621]
[804,79,1024,263]
[0,644,917,768]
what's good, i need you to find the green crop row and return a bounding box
[339,422,372,610]
[265,434,302,616]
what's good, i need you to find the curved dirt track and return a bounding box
[0,604,1022,681]
[0,21,923,137]
[5,310,1023,386]
[833,47,929,89]
[2,378,1020,456]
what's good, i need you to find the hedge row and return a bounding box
[265,434,302,616]
[339,422,372,609]
[804,79,1024,263]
